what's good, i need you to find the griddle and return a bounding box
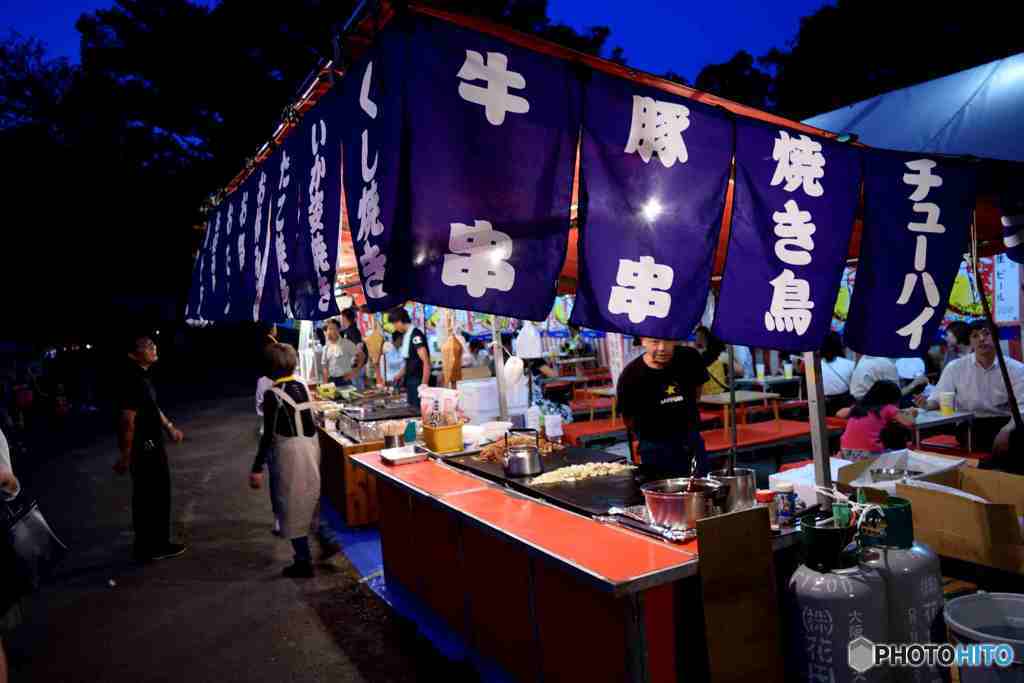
[446,447,645,518]
[343,405,419,421]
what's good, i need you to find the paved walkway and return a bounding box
[5,396,455,682]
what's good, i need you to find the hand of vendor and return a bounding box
[913,393,930,409]
[249,472,263,490]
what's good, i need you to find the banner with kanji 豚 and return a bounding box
[396,14,580,321]
[570,69,733,340]
[713,119,861,352]
[844,150,976,356]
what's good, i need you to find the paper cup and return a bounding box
[756,363,766,380]
[939,391,955,416]
[783,362,794,379]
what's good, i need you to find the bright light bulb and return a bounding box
[642,198,663,222]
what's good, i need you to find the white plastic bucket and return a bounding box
[945,592,1024,682]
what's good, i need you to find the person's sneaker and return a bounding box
[150,543,187,561]
[282,561,314,579]
[272,519,282,537]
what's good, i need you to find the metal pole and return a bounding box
[803,351,832,505]
[727,345,738,475]
[491,316,509,421]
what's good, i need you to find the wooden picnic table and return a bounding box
[699,390,781,429]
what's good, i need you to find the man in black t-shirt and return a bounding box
[389,308,431,407]
[114,333,186,562]
[617,338,710,476]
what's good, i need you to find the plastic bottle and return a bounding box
[756,489,778,531]
[525,405,542,431]
[773,481,798,527]
[544,413,563,445]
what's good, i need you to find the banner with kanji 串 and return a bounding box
[395,14,580,321]
[570,70,732,339]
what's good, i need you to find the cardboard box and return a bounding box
[896,468,1024,574]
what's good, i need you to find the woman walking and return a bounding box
[250,344,321,578]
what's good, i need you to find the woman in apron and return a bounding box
[250,343,321,578]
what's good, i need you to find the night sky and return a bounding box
[4,0,828,81]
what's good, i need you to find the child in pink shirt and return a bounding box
[838,380,917,460]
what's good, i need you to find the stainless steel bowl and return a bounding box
[640,478,729,531]
[869,467,923,483]
[709,467,757,512]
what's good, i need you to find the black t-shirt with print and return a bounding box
[404,328,428,383]
[616,347,709,441]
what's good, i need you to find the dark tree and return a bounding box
[693,50,772,109]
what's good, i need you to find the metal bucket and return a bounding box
[640,478,728,531]
[709,467,757,512]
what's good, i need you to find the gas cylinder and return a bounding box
[789,512,890,682]
[859,497,944,683]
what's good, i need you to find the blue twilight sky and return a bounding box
[3,0,829,82]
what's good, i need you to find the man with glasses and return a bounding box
[115,333,186,562]
[917,320,1023,465]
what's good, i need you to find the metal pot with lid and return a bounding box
[640,477,730,531]
[709,467,757,512]
[502,428,543,477]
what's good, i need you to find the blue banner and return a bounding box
[398,14,579,321]
[219,170,259,321]
[713,120,860,352]
[1000,170,1024,264]
[277,89,344,320]
[570,70,732,339]
[253,142,300,323]
[845,151,975,356]
[340,24,407,313]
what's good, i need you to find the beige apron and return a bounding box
[268,386,321,539]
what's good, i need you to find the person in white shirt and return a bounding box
[732,345,754,379]
[917,320,1023,461]
[321,319,358,386]
[820,332,856,413]
[850,356,900,400]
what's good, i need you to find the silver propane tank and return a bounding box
[858,496,945,683]
[789,511,891,683]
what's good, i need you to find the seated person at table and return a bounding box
[694,326,737,395]
[850,355,925,403]
[895,355,928,392]
[821,332,855,414]
[617,338,709,476]
[916,320,1023,463]
[941,320,971,370]
[838,381,916,461]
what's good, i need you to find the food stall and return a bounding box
[184,1,1022,680]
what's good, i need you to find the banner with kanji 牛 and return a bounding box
[713,119,861,352]
[396,14,580,321]
[188,203,229,322]
[340,23,408,314]
[570,70,732,339]
[276,88,345,321]
[185,207,215,322]
[844,150,975,356]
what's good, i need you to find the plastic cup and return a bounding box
[756,363,766,380]
[940,391,955,416]
[783,362,793,379]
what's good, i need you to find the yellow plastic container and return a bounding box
[423,423,463,454]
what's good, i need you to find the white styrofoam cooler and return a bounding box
[457,377,529,425]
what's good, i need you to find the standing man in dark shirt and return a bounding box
[617,338,710,477]
[340,307,368,387]
[114,333,186,562]
[388,308,430,408]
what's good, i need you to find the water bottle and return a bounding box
[526,405,542,431]
[544,413,563,445]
